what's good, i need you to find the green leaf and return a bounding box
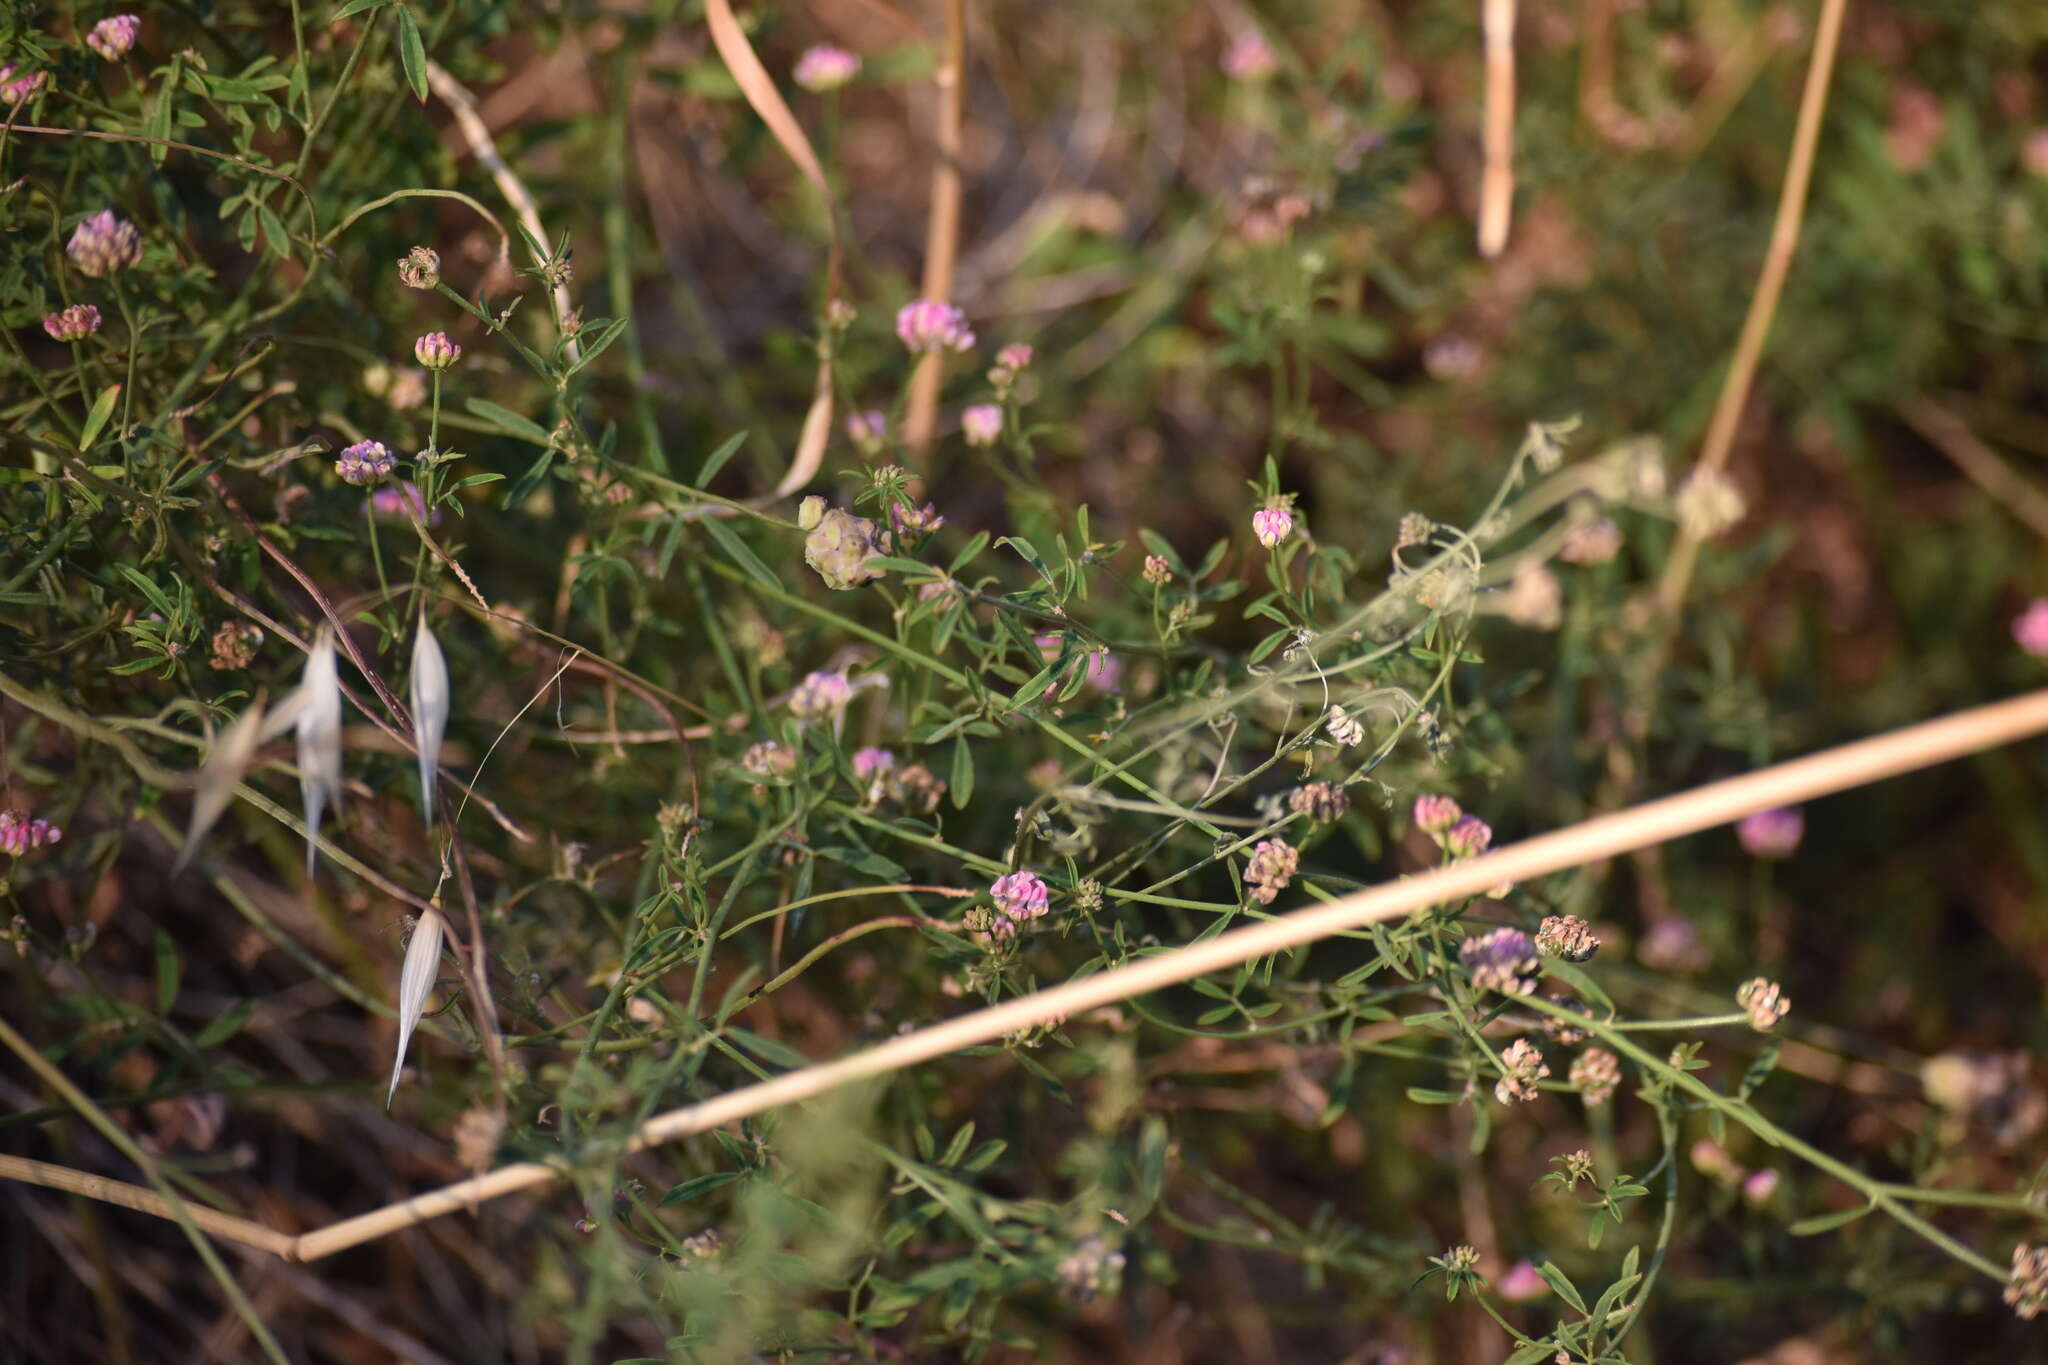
[154,931,181,1013]
[950,734,973,810]
[465,397,551,445]
[1505,1344,1558,1365]
[564,317,629,376]
[694,432,747,487]
[659,1171,742,1206]
[395,6,428,101]
[331,0,389,19]
[1405,1087,1460,1105]
[257,203,290,259]
[501,446,555,509]
[194,999,257,1048]
[1536,1261,1588,1314]
[700,517,778,590]
[115,565,176,618]
[1790,1204,1875,1236]
[79,384,122,454]
[725,1027,810,1071]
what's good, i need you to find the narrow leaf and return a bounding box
[694,431,748,487]
[465,397,551,445]
[79,385,122,454]
[387,908,445,1106]
[411,613,450,826]
[396,6,428,101]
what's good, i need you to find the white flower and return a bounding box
[297,629,344,875]
[411,614,450,826]
[387,909,445,1106]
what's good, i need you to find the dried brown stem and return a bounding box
[903,0,968,456]
[1657,0,1848,620]
[1899,398,2048,543]
[1478,0,1516,258]
[277,685,2048,1260]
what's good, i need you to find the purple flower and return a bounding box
[1221,34,1277,81]
[1251,506,1294,548]
[852,747,895,783]
[789,670,852,719]
[1496,1260,1549,1303]
[335,439,395,487]
[1444,815,1493,858]
[86,14,142,60]
[1736,806,1803,859]
[414,331,461,370]
[887,501,945,541]
[367,480,439,524]
[65,209,142,277]
[994,343,1034,372]
[1412,794,1462,834]
[990,870,1051,928]
[845,409,887,450]
[41,304,101,342]
[2013,600,2048,657]
[1458,927,1540,995]
[896,299,975,354]
[0,812,63,857]
[793,44,861,92]
[961,404,1002,446]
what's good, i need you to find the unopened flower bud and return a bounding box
[86,14,141,60]
[414,331,461,370]
[41,304,101,342]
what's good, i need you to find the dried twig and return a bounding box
[1478,0,1516,258]
[1899,397,2048,543]
[11,686,2017,1260]
[903,0,968,456]
[425,60,579,363]
[1657,0,1849,618]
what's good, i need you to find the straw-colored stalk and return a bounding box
[902,0,967,456]
[14,689,2048,1261]
[1478,0,1516,258]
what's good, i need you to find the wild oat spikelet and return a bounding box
[386,909,445,1107]
[411,613,451,826]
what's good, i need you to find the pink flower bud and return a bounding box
[961,404,1002,446]
[2013,599,2048,657]
[414,331,461,370]
[990,870,1051,927]
[86,15,142,60]
[793,44,861,92]
[1251,506,1294,548]
[41,304,101,342]
[1411,794,1462,834]
[1736,807,1803,859]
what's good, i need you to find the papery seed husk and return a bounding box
[177,698,268,874]
[298,629,344,876]
[387,908,446,1107]
[411,613,450,827]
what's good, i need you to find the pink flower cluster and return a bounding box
[66,209,142,277]
[336,440,395,486]
[42,304,101,342]
[87,14,142,60]
[989,870,1051,936]
[1245,838,1299,904]
[0,812,62,856]
[793,44,860,93]
[896,299,975,354]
